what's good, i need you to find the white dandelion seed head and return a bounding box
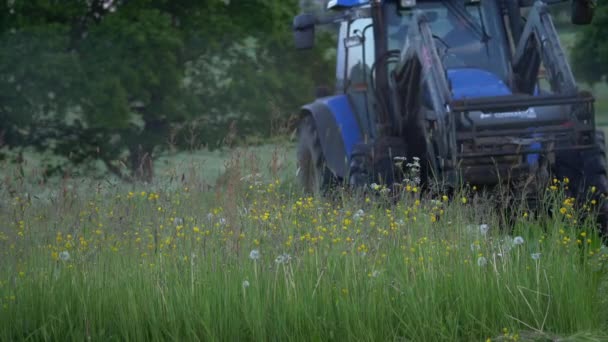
[59,251,70,262]
[218,217,227,225]
[242,280,250,288]
[470,243,480,252]
[479,224,490,235]
[274,253,291,264]
[206,213,214,221]
[531,253,541,260]
[353,209,365,221]
[371,270,380,278]
[513,236,525,245]
[249,249,260,260]
[173,217,184,226]
[477,256,487,267]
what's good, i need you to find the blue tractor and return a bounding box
[293,0,607,231]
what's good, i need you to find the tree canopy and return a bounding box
[0,0,334,181]
[571,2,608,84]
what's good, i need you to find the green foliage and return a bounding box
[0,0,335,179]
[181,0,336,146]
[80,9,185,127]
[572,2,608,84]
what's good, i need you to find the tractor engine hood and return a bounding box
[448,68,512,100]
[447,68,572,128]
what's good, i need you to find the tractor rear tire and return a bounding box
[297,115,336,194]
[587,131,608,235]
[556,130,608,235]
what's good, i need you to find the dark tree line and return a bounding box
[572,1,608,85]
[0,0,334,181]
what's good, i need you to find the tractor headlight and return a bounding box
[399,0,416,9]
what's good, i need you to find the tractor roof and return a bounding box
[326,0,564,11]
[326,0,368,10]
[326,0,488,10]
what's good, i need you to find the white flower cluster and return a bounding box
[370,183,391,194]
[274,254,291,264]
[240,173,263,186]
[353,209,365,221]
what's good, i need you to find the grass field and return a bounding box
[1,145,608,341]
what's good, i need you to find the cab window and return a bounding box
[345,18,375,92]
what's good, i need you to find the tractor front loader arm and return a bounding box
[512,1,578,95]
[390,10,454,182]
[392,10,451,125]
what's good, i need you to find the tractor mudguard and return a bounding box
[301,95,362,179]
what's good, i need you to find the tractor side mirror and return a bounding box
[293,14,316,50]
[571,0,594,25]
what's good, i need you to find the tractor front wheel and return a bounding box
[296,115,336,194]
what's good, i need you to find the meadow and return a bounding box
[0,24,606,342]
[1,145,608,341]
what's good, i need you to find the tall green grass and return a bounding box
[0,153,607,341]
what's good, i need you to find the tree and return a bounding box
[0,0,335,181]
[571,2,608,84]
[0,0,189,182]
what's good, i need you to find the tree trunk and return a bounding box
[128,113,168,183]
[129,144,154,183]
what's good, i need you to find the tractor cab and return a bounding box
[385,0,513,99]
[334,0,515,140]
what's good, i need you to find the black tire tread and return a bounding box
[297,115,335,194]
